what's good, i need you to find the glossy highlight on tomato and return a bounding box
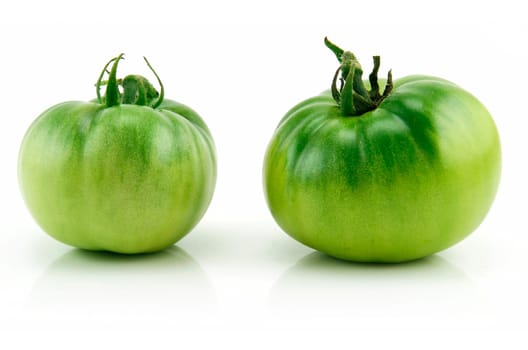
[19,54,216,254]
[263,38,501,263]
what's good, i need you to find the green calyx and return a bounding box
[96,54,165,108]
[325,37,393,117]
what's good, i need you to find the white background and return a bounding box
[1,1,527,348]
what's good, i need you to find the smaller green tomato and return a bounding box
[263,38,501,263]
[19,54,217,254]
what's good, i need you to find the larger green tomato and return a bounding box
[19,54,216,254]
[263,38,501,262]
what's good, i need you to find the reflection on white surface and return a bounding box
[28,246,217,320]
[269,252,489,325]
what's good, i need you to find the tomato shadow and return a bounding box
[27,245,217,318]
[268,251,485,322]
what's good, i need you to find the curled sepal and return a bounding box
[369,56,381,101]
[331,66,342,103]
[95,56,120,105]
[104,54,125,107]
[143,56,164,109]
[381,69,393,99]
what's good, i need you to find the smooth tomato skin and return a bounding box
[19,100,216,254]
[264,75,501,262]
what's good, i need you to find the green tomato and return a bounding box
[263,38,501,263]
[19,54,216,254]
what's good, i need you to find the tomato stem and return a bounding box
[95,54,164,108]
[324,37,393,116]
[122,75,157,105]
